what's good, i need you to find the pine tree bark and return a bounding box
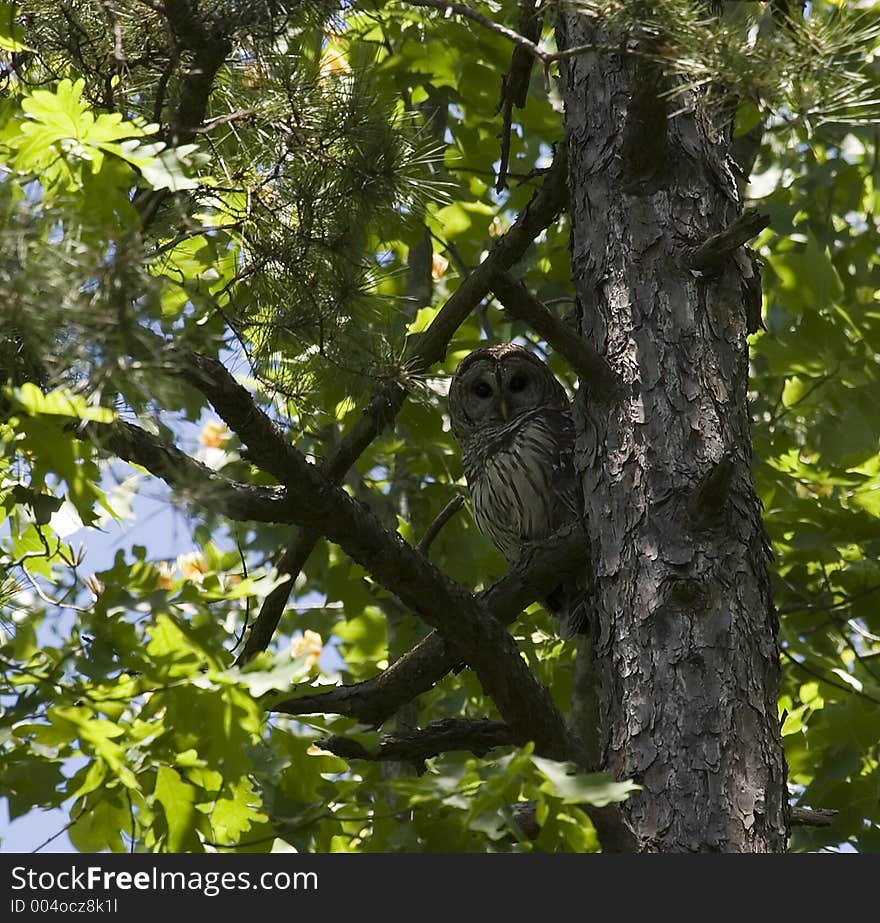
[557,17,788,852]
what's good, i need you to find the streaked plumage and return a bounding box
[448,343,586,637]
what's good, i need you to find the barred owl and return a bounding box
[448,343,586,637]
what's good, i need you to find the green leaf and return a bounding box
[153,766,199,852]
[0,3,28,52]
[767,235,845,312]
[68,796,129,852]
[232,656,313,697]
[8,383,115,422]
[530,757,640,806]
[734,99,762,137]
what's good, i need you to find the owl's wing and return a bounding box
[544,408,580,518]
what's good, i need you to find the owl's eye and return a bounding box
[473,381,493,399]
[508,375,528,393]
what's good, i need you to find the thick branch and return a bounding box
[274,631,455,725]
[85,424,627,844]
[161,0,233,146]
[490,272,623,399]
[151,340,300,485]
[319,718,514,762]
[90,420,287,521]
[686,210,770,273]
[273,525,586,725]
[113,322,302,485]
[789,806,837,828]
[404,144,568,368]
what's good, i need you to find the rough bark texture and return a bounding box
[557,17,788,852]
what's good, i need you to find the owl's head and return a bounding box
[448,344,569,441]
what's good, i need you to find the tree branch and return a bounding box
[160,0,233,145]
[273,630,457,725]
[417,495,465,555]
[496,0,543,191]
[272,524,586,725]
[319,718,514,762]
[789,806,837,828]
[403,143,568,368]
[686,210,771,273]
[490,272,623,399]
[136,0,233,225]
[140,339,300,485]
[88,419,289,522]
[80,415,633,847]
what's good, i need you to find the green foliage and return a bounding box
[1,0,879,854]
[748,114,880,853]
[579,0,880,127]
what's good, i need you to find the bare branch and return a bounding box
[136,0,232,225]
[234,530,320,664]
[273,524,587,725]
[404,143,568,369]
[273,630,457,725]
[789,806,838,828]
[686,210,771,273]
[417,496,465,555]
[161,0,233,145]
[193,108,257,133]
[86,419,289,522]
[319,718,514,762]
[494,0,544,190]
[490,272,623,399]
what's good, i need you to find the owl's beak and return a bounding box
[498,398,510,421]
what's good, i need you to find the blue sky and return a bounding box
[2,482,201,853]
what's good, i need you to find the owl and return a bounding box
[448,343,587,637]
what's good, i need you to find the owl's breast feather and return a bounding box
[462,414,578,562]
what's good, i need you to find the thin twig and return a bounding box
[192,108,257,133]
[416,496,465,555]
[33,804,87,853]
[781,648,880,706]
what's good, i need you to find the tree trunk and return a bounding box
[557,17,788,852]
